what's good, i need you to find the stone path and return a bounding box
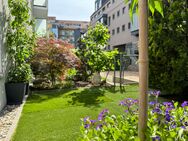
[101,71,139,85]
[0,96,27,141]
[0,105,20,141]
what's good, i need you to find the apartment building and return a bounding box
[91,0,139,63]
[48,17,89,46]
[33,0,48,36]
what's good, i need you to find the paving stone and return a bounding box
[0,105,20,141]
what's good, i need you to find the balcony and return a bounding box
[33,0,48,19]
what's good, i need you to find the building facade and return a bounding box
[48,17,90,46]
[91,0,139,66]
[33,0,48,36]
[0,0,9,111]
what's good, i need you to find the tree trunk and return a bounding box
[138,0,149,140]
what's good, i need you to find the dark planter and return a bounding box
[25,83,29,95]
[5,83,26,105]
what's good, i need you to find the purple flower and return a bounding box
[181,126,186,129]
[181,101,188,107]
[149,90,161,97]
[119,98,138,107]
[124,110,129,113]
[98,109,109,121]
[163,102,174,108]
[152,136,160,141]
[119,101,125,106]
[84,116,90,122]
[84,124,90,129]
[149,101,157,105]
[90,120,96,124]
[171,123,176,129]
[96,124,103,130]
[165,113,171,122]
[152,107,162,114]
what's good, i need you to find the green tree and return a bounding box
[76,23,118,81]
[149,0,188,94]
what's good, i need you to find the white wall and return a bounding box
[0,0,8,111]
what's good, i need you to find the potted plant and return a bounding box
[5,0,35,104]
[5,64,32,104]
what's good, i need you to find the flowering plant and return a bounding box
[79,91,188,140]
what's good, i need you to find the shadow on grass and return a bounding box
[103,84,138,94]
[27,88,76,104]
[67,87,110,107]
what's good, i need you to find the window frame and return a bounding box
[117,10,120,17]
[122,24,125,31]
[128,22,131,29]
[117,27,120,34]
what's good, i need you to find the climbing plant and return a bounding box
[6,0,35,82]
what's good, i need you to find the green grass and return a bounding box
[12,85,139,141]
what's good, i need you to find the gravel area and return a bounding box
[0,105,20,141]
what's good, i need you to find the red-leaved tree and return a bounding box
[31,37,80,88]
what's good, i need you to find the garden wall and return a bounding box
[0,0,9,111]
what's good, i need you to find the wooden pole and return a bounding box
[138,0,148,140]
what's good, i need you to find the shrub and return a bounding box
[65,68,78,81]
[79,91,188,140]
[31,37,80,88]
[149,0,188,94]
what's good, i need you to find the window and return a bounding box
[117,27,120,34]
[113,14,115,20]
[98,11,101,15]
[122,7,126,14]
[108,45,111,50]
[102,7,105,11]
[112,29,115,35]
[107,2,111,8]
[128,22,131,29]
[108,16,111,26]
[35,19,47,36]
[112,0,115,3]
[122,25,125,31]
[34,0,47,6]
[117,10,120,17]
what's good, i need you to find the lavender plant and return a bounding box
[79,91,188,140]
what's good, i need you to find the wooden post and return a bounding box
[138,0,148,140]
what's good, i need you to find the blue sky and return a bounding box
[48,0,95,21]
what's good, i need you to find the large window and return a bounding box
[35,19,47,36]
[34,0,47,6]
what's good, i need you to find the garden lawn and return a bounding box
[12,85,139,141]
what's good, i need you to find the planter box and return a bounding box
[5,83,26,105]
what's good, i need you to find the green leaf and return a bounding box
[149,0,155,15]
[154,0,164,17]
